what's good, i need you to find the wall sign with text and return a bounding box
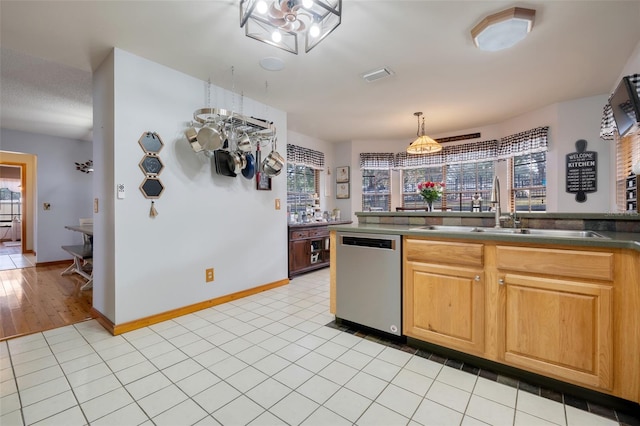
[566,139,597,203]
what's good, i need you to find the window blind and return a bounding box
[616,131,640,210]
[286,144,325,169]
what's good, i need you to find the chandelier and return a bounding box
[240,0,342,54]
[407,112,442,154]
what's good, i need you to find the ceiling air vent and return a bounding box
[361,67,394,83]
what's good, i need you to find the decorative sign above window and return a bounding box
[566,139,597,202]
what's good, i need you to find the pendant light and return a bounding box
[407,112,442,154]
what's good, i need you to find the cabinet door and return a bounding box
[404,262,484,355]
[291,239,310,271]
[500,273,613,390]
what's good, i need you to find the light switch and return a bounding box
[94,198,99,213]
[275,198,281,210]
[117,183,126,199]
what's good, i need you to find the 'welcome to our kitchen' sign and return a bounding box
[566,139,597,202]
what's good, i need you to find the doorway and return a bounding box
[0,162,34,269]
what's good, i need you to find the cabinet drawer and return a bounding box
[496,246,613,281]
[309,227,329,237]
[405,238,483,267]
[290,230,309,240]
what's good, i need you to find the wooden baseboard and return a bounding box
[92,278,290,336]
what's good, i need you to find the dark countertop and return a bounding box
[288,220,352,229]
[328,223,640,252]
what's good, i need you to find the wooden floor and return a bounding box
[0,263,94,341]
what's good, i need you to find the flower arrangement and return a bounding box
[417,181,445,205]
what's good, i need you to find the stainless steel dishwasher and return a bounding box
[335,232,402,336]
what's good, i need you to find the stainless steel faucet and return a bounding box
[490,175,501,228]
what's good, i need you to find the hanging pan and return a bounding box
[261,136,284,177]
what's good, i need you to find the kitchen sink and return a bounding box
[410,225,609,239]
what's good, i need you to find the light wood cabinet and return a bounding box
[496,245,613,390]
[404,240,485,355]
[402,236,640,403]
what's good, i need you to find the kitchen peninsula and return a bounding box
[329,211,640,406]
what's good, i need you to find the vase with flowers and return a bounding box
[417,181,445,211]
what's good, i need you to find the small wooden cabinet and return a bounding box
[288,221,351,278]
[404,239,485,355]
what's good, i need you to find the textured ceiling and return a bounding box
[1,1,639,144]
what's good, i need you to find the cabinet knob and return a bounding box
[474,275,481,282]
[498,278,505,286]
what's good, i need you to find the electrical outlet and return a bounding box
[43,203,51,210]
[206,268,214,282]
[275,198,281,210]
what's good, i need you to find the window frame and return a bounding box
[286,163,320,216]
[361,168,391,212]
[401,161,495,212]
[509,151,547,212]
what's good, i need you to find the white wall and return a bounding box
[336,95,616,215]
[287,130,335,214]
[95,48,288,325]
[555,95,610,212]
[0,129,93,262]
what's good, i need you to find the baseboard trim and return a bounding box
[92,278,290,336]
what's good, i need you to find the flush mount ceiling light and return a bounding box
[471,7,535,52]
[407,112,442,154]
[240,0,342,54]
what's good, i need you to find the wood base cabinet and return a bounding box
[289,222,351,279]
[403,236,640,403]
[497,246,614,390]
[404,239,485,356]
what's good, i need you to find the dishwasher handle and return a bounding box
[341,236,396,250]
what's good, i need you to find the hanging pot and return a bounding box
[242,152,256,179]
[227,150,243,175]
[261,137,284,176]
[237,132,252,153]
[197,120,223,151]
[185,126,203,153]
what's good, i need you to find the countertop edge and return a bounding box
[289,220,352,229]
[328,223,640,252]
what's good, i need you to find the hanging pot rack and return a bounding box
[192,107,274,138]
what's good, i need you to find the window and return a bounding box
[402,167,443,210]
[445,161,494,212]
[401,162,494,211]
[510,152,546,211]
[362,169,390,211]
[286,164,319,215]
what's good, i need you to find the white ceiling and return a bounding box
[1,1,639,144]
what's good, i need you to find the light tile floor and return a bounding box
[0,253,35,270]
[0,269,636,425]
